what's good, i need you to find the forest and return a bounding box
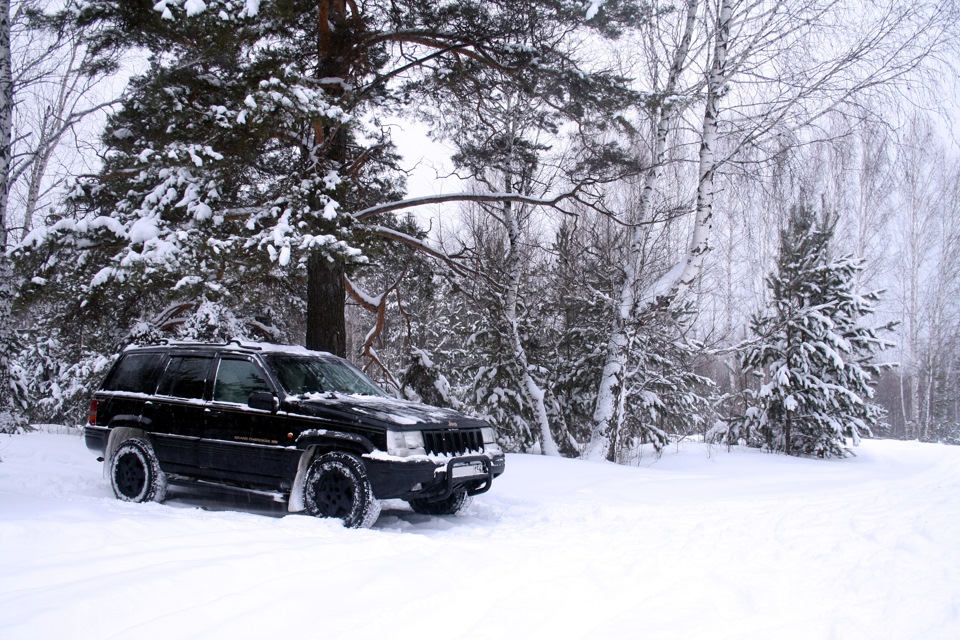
[1,0,958,460]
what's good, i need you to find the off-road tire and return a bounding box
[303,452,381,528]
[408,487,472,516]
[110,438,167,503]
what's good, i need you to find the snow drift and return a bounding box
[1,432,958,639]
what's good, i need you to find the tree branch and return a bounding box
[353,190,579,222]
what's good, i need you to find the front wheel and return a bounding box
[109,438,167,503]
[303,452,381,528]
[408,488,472,516]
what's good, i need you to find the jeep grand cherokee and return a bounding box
[85,341,506,527]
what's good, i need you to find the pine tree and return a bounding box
[22,1,386,357]
[733,205,894,457]
[21,0,644,359]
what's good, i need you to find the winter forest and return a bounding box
[1,0,959,460]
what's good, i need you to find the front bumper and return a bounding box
[364,452,506,501]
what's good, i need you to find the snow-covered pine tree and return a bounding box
[442,103,563,455]
[445,209,551,454]
[387,268,473,409]
[544,217,612,448]
[16,0,648,373]
[546,214,714,461]
[15,335,112,425]
[19,0,390,357]
[732,205,893,457]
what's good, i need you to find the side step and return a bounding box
[166,475,289,503]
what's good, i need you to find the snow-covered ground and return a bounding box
[1,433,958,640]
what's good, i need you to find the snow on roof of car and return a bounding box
[122,339,333,356]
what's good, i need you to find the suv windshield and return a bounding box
[264,355,387,397]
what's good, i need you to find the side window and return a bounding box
[213,359,272,405]
[102,353,166,394]
[156,356,212,400]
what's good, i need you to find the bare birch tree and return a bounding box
[7,0,119,239]
[0,0,24,433]
[890,115,960,441]
[587,0,954,460]
[588,0,704,459]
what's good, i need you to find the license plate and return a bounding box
[451,461,486,478]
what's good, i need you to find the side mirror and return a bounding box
[248,391,279,413]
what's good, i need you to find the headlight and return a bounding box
[480,427,501,452]
[385,429,426,457]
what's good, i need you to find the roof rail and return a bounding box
[228,337,263,350]
[133,338,262,350]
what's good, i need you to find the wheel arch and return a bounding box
[103,425,149,478]
[287,431,374,513]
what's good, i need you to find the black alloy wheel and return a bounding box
[313,467,354,518]
[303,452,381,528]
[109,438,167,503]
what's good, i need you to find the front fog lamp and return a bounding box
[386,430,426,457]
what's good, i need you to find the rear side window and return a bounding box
[157,356,213,399]
[102,353,166,394]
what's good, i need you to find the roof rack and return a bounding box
[124,339,320,357]
[228,338,263,350]
[134,338,264,350]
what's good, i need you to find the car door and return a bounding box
[204,356,287,484]
[145,354,215,473]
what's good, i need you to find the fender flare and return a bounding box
[102,423,150,479]
[287,429,376,512]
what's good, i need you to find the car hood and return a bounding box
[283,393,487,430]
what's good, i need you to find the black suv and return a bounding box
[85,341,505,527]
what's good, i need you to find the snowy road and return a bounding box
[1,433,958,640]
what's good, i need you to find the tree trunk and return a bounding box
[784,324,793,456]
[0,0,20,433]
[922,344,935,441]
[305,0,350,356]
[588,0,700,461]
[502,195,560,456]
[306,253,347,357]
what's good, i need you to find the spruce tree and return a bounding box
[736,205,893,457]
[545,215,713,460]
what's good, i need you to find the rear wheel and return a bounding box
[408,488,472,516]
[303,452,380,528]
[110,438,167,503]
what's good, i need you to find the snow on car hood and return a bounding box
[287,392,485,429]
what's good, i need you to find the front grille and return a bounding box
[423,428,484,456]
